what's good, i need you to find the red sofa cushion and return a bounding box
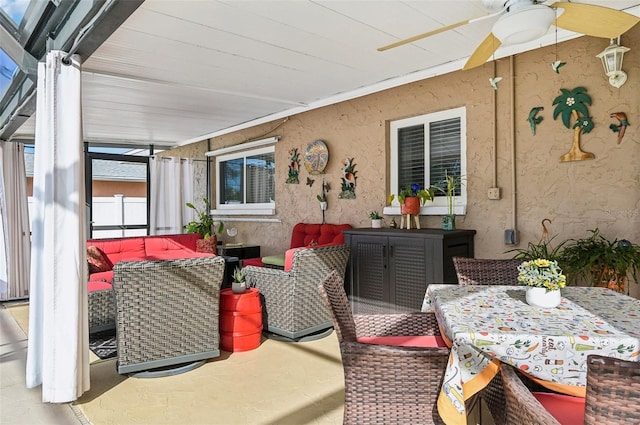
[290,223,351,248]
[145,251,214,260]
[88,280,112,292]
[89,270,114,284]
[143,233,201,254]
[87,237,146,265]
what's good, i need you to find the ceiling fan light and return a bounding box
[493,5,555,45]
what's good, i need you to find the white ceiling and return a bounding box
[12,0,640,148]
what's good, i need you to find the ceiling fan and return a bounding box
[378,0,640,70]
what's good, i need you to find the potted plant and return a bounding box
[559,228,639,293]
[369,211,383,228]
[508,234,568,264]
[317,193,328,211]
[517,259,567,308]
[231,266,247,293]
[186,198,222,253]
[433,172,462,231]
[388,183,435,215]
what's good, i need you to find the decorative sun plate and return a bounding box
[304,140,329,175]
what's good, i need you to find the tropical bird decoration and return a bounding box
[527,107,544,136]
[489,77,502,90]
[551,61,566,74]
[609,112,629,144]
[286,148,300,184]
[338,157,357,199]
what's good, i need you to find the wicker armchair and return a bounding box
[585,355,640,424]
[452,257,522,285]
[112,256,225,376]
[244,244,349,341]
[318,270,450,424]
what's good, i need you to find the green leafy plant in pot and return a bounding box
[388,184,435,215]
[433,172,462,230]
[369,211,383,228]
[559,228,639,294]
[231,267,247,293]
[186,198,223,253]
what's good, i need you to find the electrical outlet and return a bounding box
[488,187,501,200]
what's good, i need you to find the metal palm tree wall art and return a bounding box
[552,87,595,162]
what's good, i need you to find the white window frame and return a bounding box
[212,145,276,216]
[383,106,467,216]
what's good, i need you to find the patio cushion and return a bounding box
[532,392,585,425]
[262,254,285,268]
[88,280,112,292]
[357,335,448,348]
[88,237,146,264]
[145,251,214,260]
[87,246,114,273]
[290,223,351,248]
[89,270,114,284]
[143,233,200,253]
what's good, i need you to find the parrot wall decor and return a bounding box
[609,112,629,145]
[527,107,544,136]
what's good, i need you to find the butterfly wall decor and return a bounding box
[306,177,315,187]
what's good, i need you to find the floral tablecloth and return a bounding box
[422,284,640,425]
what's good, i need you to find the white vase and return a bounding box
[319,201,327,211]
[526,287,561,308]
[371,219,382,228]
[232,281,247,294]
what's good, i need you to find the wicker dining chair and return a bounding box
[318,270,450,425]
[585,355,640,424]
[112,256,225,377]
[452,257,522,285]
[501,363,585,425]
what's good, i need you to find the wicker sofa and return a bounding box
[87,233,214,332]
[244,244,350,341]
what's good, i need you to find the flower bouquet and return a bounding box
[518,259,566,308]
[517,259,567,291]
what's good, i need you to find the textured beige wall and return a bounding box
[171,28,639,294]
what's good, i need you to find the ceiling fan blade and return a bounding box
[378,6,507,52]
[552,2,640,39]
[463,32,501,70]
[378,19,474,52]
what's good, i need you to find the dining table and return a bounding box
[422,284,640,425]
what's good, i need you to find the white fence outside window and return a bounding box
[28,195,148,239]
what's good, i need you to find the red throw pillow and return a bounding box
[87,246,114,274]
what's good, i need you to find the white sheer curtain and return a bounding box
[149,157,194,235]
[0,142,31,300]
[26,51,90,402]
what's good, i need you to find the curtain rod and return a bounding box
[150,156,208,163]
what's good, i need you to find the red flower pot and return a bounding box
[401,197,420,215]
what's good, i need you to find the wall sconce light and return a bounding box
[596,39,630,88]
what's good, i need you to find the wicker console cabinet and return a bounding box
[343,228,476,314]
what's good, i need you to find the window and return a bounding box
[386,107,466,215]
[215,146,276,215]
